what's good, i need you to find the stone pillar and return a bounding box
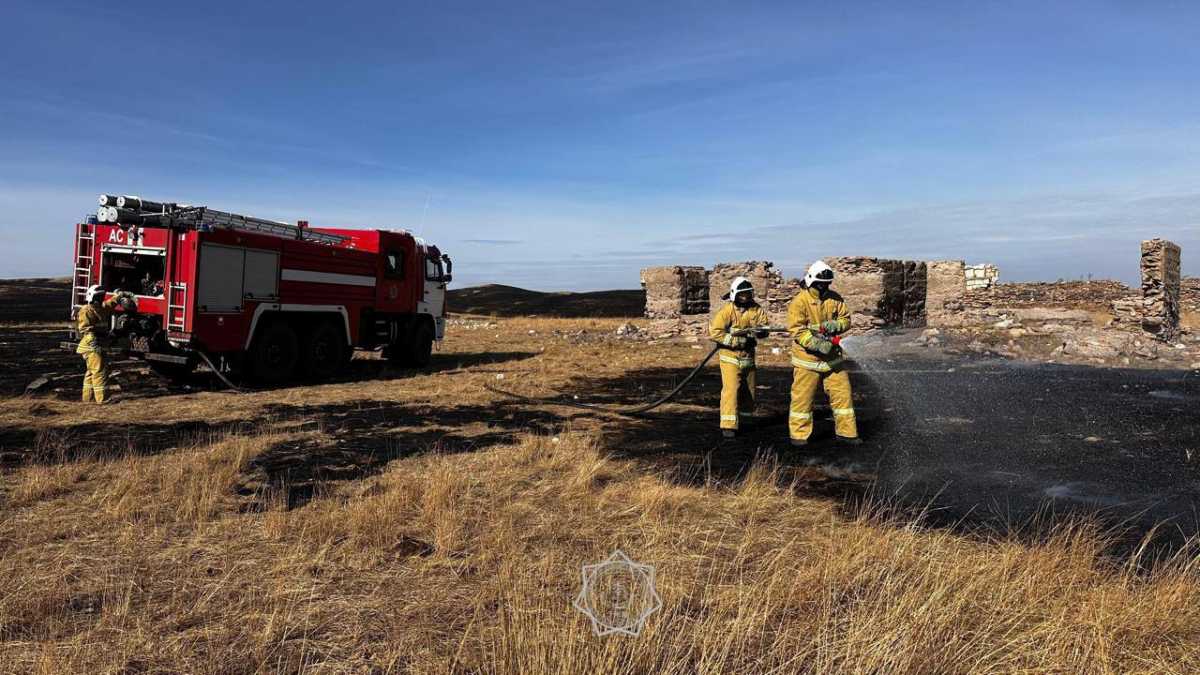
[926,260,967,327]
[640,266,709,319]
[1140,239,1181,340]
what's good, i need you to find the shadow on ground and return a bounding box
[0,350,539,464]
[14,349,540,402]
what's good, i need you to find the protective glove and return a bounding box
[754,328,771,339]
[723,335,747,349]
[817,321,840,335]
[115,291,137,311]
[808,337,834,356]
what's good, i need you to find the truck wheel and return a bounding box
[409,320,434,368]
[303,321,348,380]
[251,321,300,383]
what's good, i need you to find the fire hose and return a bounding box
[484,325,841,416]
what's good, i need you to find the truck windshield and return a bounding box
[101,250,166,297]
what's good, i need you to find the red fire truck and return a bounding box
[68,195,452,383]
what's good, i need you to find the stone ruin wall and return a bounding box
[926,260,968,327]
[826,257,929,329]
[639,266,710,319]
[1184,276,1200,314]
[641,240,1184,340]
[965,264,999,290]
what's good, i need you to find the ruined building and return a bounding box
[641,257,969,332]
[642,240,1183,340]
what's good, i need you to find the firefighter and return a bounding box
[76,285,131,404]
[709,276,770,438]
[787,261,861,447]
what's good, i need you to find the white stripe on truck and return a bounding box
[281,268,376,287]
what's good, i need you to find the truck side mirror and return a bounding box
[442,254,453,283]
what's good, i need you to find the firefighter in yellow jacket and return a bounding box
[709,277,770,438]
[76,285,131,404]
[787,261,860,447]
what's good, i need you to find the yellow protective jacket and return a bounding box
[787,287,850,372]
[76,297,120,354]
[709,302,770,369]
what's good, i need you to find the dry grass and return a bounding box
[0,316,1198,672]
[1,429,1198,673]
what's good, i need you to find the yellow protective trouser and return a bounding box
[789,367,857,441]
[81,351,109,403]
[718,359,756,430]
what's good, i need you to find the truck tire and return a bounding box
[409,320,434,368]
[383,319,433,368]
[250,321,300,384]
[302,320,348,380]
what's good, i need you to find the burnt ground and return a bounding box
[501,337,1198,552]
[0,277,71,323]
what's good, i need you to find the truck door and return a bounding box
[419,245,451,339]
[376,232,417,313]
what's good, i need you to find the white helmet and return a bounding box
[725,276,754,301]
[85,284,107,303]
[804,261,835,287]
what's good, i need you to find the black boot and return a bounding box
[722,429,737,439]
[790,438,808,448]
[836,435,862,446]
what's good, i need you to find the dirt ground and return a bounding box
[1,278,1199,672]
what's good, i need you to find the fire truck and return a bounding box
[68,195,452,383]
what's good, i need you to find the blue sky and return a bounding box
[2,1,1199,290]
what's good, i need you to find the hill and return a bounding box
[447,284,644,318]
[0,280,644,323]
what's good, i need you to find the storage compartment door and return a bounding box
[243,249,280,301]
[197,244,245,312]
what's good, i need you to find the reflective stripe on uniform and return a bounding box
[719,354,755,369]
[720,414,739,422]
[832,407,856,416]
[789,411,812,420]
[791,356,843,372]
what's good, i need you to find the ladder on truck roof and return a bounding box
[169,207,349,246]
[97,195,350,246]
[70,221,96,318]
